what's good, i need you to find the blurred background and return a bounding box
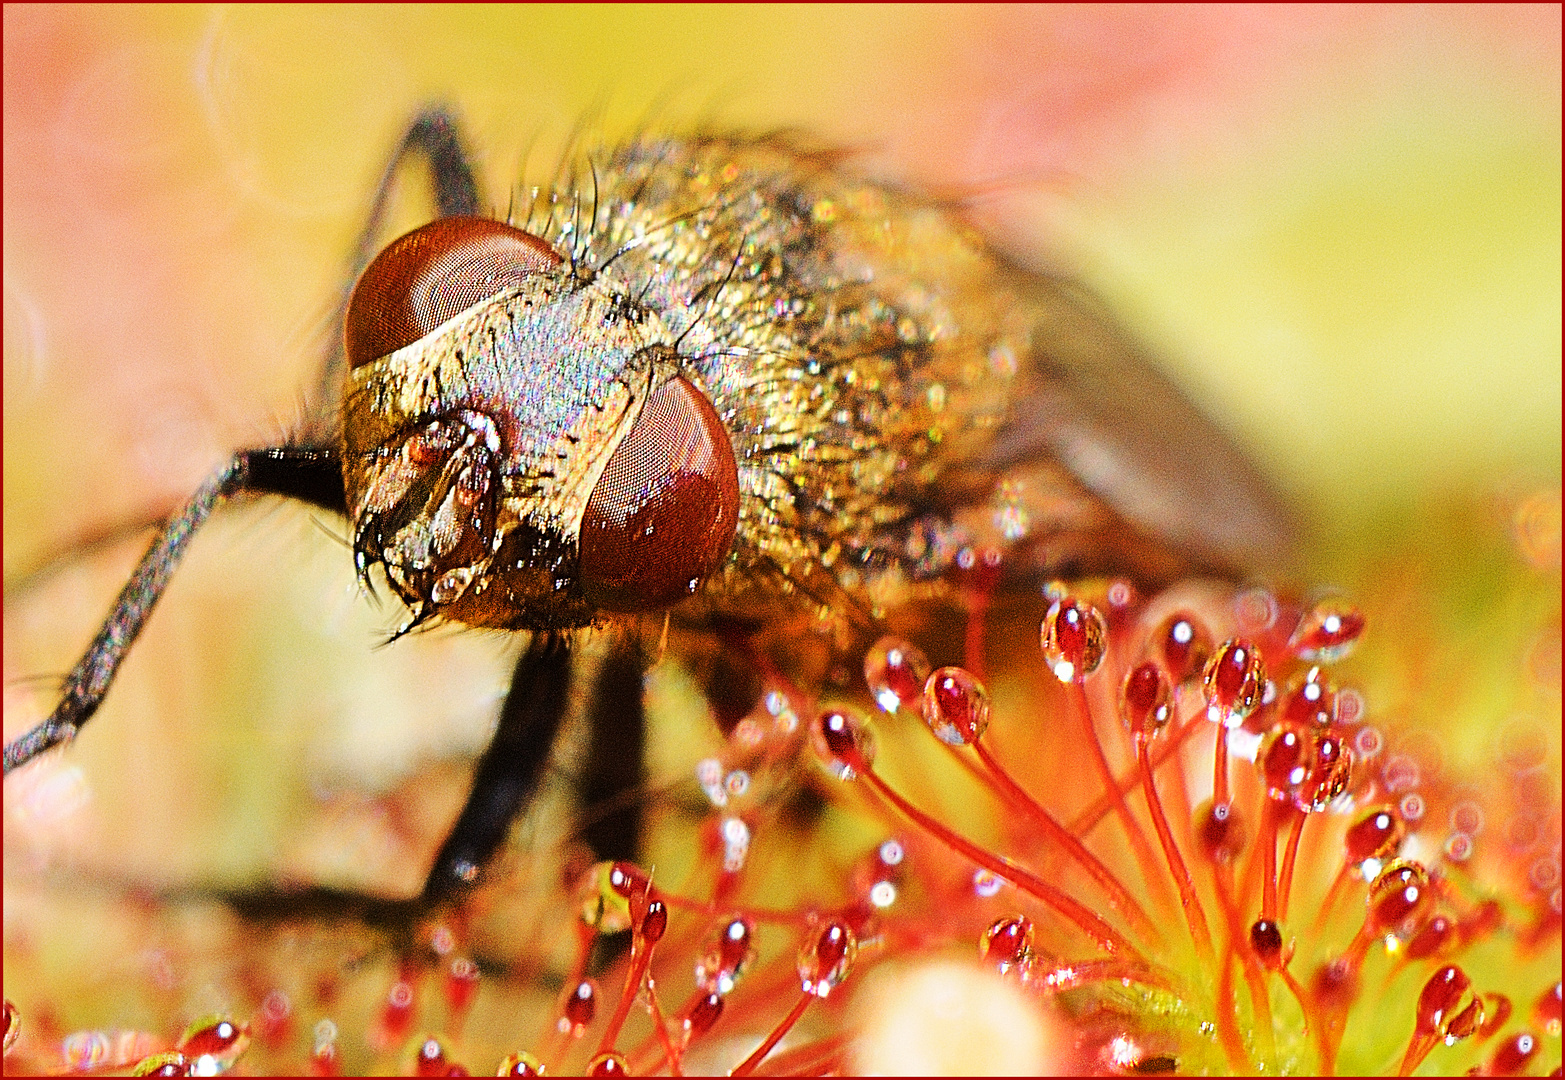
[3,5,1559,1068]
[5,7,1558,561]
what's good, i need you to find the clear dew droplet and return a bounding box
[921,666,991,746]
[176,1015,250,1067]
[797,919,857,998]
[811,707,874,778]
[1202,639,1267,727]
[1289,597,1366,663]
[1367,860,1432,936]
[1121,661,1173,740]
[980,915,1034,975]
[696,916,755,995]
[1158,612,1213,682]
[498,1050,545,1076]
[1040,597,1108,683]
[863,636,932,714]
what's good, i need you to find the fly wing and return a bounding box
[983,270,1296,578]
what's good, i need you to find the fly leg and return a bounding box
[2,448,344,774]
[422,633,574,901]
[420,633,651,904]
[307,106,483,437]
[576,636,649,866]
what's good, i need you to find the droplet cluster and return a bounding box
[2,577,1555,1077]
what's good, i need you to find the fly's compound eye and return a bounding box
[344,217,562,367]
[579,376,740,612]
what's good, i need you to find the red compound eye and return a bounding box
[345,217,561,367]
[580,375,740,612]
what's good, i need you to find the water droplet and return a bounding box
[1282,667,1336,727]
[1345,806,1405,864]
[1313,955,1361,1009]
[1259,723,1312,803]
[1158,613,1213,682]
[721,816,751,872]
[980,916,1034,975]
[697,757,726,806]
[498,1050,545,1076]
[1399,792,1426,822]
[811,707,874,778]
[1444,832,1475,863]
[680,992,724,1043]
[798,919,857,997]
[429,924,456,956]
[586,1051,629,1076]
[1382,753,1421,793]
[1450,800,1485,837]
[1405,914,1457,960]
[1234,588,1279,632]
[921,666,991,746]
[254,990,291,1047]
[1121,662,1173,740]
[562,978,598,1033]
[430,566,474,605]
[696,916,754,994]
[638,899,669,945]
[444,957,480,1015]
[1302,731,1353,812]
[1488,1030,1539,1075]
[1367,861,1431,937]
[864,636,931,715]
[972,869,1004,897]
[413,1036,453,1078]
[1335,688,1366,725]
[1352,723,1382,758]
[579,861,637,933]
[1040,598,1107,683]
[1105,578,1136,611]
[1202,640,1267,727]
[377,977,416,1047]
[1288,597,1365,662]
[1194,799,1247,864]
[1250,919,1284,968]
[177,1015,250,1071]
[1416,965,1483,1044]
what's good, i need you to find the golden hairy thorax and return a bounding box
[343,135,1291,634]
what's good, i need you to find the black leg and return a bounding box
[422,633,575,901]
[241,447,346,514]
[307,107,484,434]
[348,107,481,268]
[577,637,649,865]
[3,448,344,774]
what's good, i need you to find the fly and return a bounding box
[2,107,1292,907]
